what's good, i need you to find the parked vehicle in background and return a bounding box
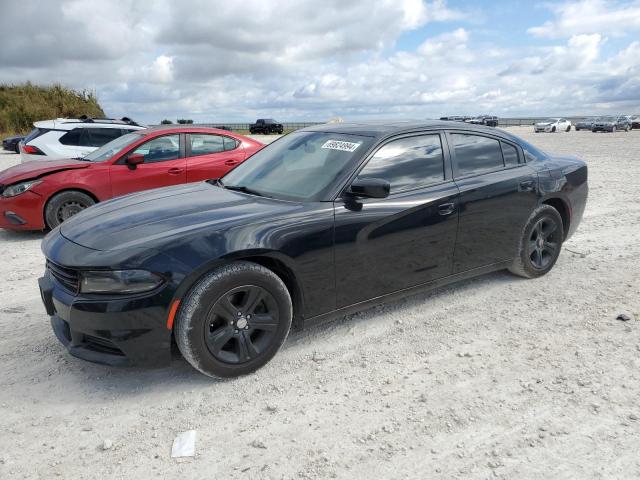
[439,116,471,122]
[0,127,263,230]
[469,115,498,127]
[534,118,572,133]
[249,119,284,135]
[38,120,588,378]
[574,118,594,131]
[591,116,631,132]
[630,115,640,129]
[19,117,146,163]
[2,135,24,153]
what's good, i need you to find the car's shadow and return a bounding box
[0,229,46,243]
[56,269,517,392]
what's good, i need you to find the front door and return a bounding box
[333,132,459,308]
[109,133,186,198]
[447,131,539,272]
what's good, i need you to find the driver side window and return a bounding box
[131,134,180,163]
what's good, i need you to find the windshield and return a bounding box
[221,131,373,201]
[598,116,615,122]
[83,133,144,162]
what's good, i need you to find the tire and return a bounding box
[551,126,556,132]
[566,125,571,132]
[175,261,293,378]
[14,144,20,153]
[45,190,95,229]
[509,205,564,279]
[575,127,580,131]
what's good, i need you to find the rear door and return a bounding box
[185,133,246,182]
[109,133,186,198]
[447,131,538,273]
[333,132,459,307]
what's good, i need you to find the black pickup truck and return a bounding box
[249,119,284,134]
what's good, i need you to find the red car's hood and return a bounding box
[0,159,90,185]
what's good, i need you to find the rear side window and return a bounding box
[131,134,180,163]
[356,134,444,193]
[190,134,224,155]
[501,141,519,167]
[223,137,238,151]
[85,128,124,147]
[451,133,503,177]
[59,128,86,146]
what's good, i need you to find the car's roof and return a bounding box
[34,118,146,130]
[139,125,250,137]
[300,120,505,138]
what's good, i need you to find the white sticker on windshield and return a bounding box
[321,140,361,152]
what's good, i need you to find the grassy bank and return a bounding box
[0,83,105,137]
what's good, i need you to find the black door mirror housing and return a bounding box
[348,178,390,199]
[126,153,145,170]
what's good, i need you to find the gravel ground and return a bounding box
[0,127,639,479]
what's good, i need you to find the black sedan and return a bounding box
[2,135,24,153]
[39,121,588,378]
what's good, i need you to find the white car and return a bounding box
[19,117,146,162]
[534,118,572,133]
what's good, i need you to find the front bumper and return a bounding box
[0,191,46,230]
[39,271,173,367]
[534,126,553,132]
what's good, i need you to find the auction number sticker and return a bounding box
[321,140,361,152]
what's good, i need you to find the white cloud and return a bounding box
[0,0,638,122]
[528,0,640,38]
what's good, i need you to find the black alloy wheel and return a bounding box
[175,261,293,378]
[204,285,279,364]
[527,217,561,270]
[509,205,564,279]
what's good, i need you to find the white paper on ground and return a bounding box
[171,430,197,458]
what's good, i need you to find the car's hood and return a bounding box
[535,122,553,126]
[0,158,89,185]
[60,182,304,251]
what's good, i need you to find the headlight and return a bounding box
[79,270,164,294]
[2,179,42,197]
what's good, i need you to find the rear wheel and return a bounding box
[45,190,95,229]
[509,205,564,279]
[551,126,556,132]
[566,125,571,132]
[175,261,292,378]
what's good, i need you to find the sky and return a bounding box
[1,0,639,123]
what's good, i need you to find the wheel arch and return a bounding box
[541,197,570,240]
[172,250,305,330]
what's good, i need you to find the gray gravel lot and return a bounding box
[0,127,639,479]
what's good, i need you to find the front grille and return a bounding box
[47,260,80,293]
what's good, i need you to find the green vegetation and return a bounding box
[0,83,105,137]
[160,119,173,124]
[177,119,194,124]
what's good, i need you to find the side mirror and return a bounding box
[126,153,145,169]
[348,178,390,199]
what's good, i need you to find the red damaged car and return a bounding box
[0,127,263,230]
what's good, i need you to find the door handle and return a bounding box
[519,180,535,192]
[224,159,239,166]
[438,202,456,216]
[167,167,184,175]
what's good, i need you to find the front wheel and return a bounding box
[551,126,556,132]
[175,261,293,378]
[45,190,95,229]
[509,205,564,279]
[566,125,571,132]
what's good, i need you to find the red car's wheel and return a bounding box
[45,190,95,229]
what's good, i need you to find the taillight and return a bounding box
[21,144,45,155]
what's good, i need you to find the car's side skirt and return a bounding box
[303,260,513,329]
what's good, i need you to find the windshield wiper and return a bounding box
[72,156,89,161]
[223,184,266,197]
